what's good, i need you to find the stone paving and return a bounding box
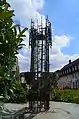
[4,102,79,119]
[29,102,79,119]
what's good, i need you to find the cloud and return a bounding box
[18,32,79,72]
[17,52,30,72]
[6,0,45,72]
[7,0,45,27]
[18,32,79,73]
[17,30,31,72]
[49,35,79,72]
[49,35,70,61]
[7,0,79,73]
[50,53,79,72]
[32,0,44,10]
[54,35,70,48]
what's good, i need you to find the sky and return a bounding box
[7,0,79,72]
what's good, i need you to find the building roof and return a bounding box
[61,58,79,70]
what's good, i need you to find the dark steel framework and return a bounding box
[29,17,52,112]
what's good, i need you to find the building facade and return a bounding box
[57,59,79,89]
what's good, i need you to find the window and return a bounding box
[75,65,77,70]
[65,70,67,74]
[76,65,78,70]
[67,69,68,73]
[62,71,64,75]
[60,71,61,75]
[78,64,79,70]
[69,68,71,72]
[72,66,74,71]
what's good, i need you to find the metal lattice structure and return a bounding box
[29,17,52,112]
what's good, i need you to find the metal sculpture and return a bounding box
[29,16,52,112]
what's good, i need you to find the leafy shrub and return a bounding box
[9,80,27,103]
[50,89,79,104]
[0,0,28,103]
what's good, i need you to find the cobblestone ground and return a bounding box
[5,102,79,119]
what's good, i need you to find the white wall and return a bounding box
[57,72,79,89]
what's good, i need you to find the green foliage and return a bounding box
[9,80,27,103]
[0,1,28,102]
[0,1,27,71]
[15,66,20,80]
[50,89,79,104]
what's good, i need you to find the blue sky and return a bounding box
[7,0,79,72]
[43,0,79,55]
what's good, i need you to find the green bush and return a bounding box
[0,1,28,103]
[50,89,79,104]
[9,80,27,103]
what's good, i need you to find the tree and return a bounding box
[0,0,27,101]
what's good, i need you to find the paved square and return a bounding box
[32,102,79,119]
[4,102,79,119]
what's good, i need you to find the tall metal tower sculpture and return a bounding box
[29,17,52,79]
[29,17,52,111]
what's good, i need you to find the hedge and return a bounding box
[50,89,79,104]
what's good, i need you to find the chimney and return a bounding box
[69,60,71,64]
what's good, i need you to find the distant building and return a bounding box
[19,58,79,89]
[57,58,79,89]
